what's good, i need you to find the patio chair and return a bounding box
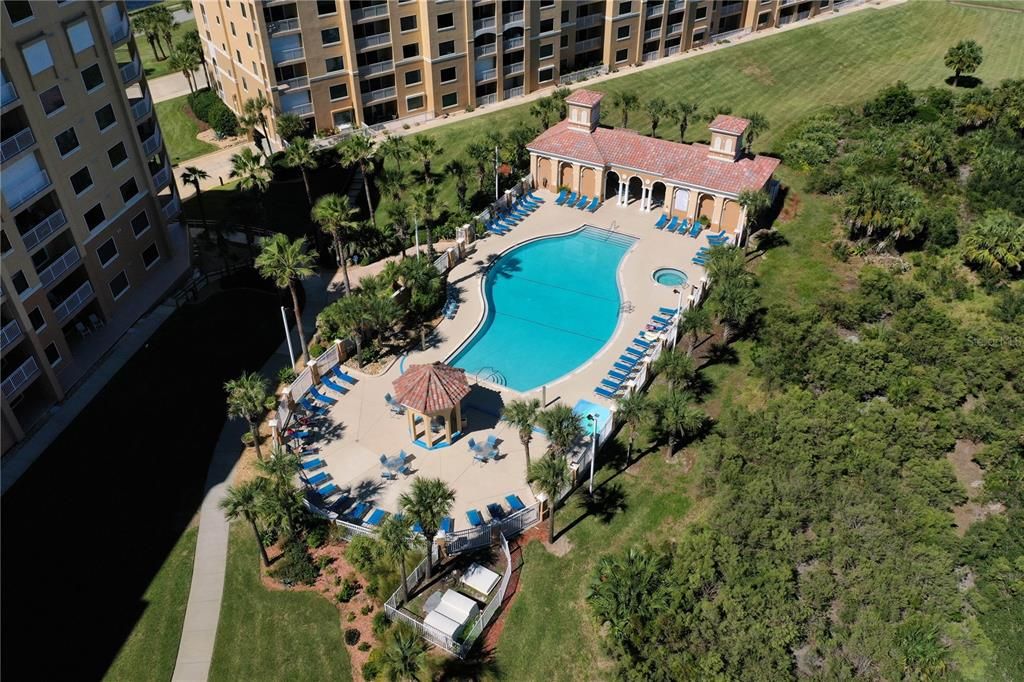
[321,375,348,395]
[467,437,483,452]
[398,464,412,476]
[397,450,409,463]
[306,472,330,487]
[440,517,454,533]
[381,470,398,480]
[586,197,600,212]
[348,501,370,522]
[365,509,389,526]
[659,307,678,316]
[301,458,325,471]
[613,361,636,374]
[486,434,499,450]
[487,503,507,520]
[473,450,488,463]
[564,191,578,207]
[506,494,526,511]
[575,194,589,209]
[601,377,622,389]
[75,321,92,338]
[594,386,617,398]
[632,337,652,348]
[331,366,358,384]
[289,429,312,441]
[486,223,508,235]
[666,216,680,232]
[651,315,671,326]
[379,453,389,466]
[317,483,340,498]
[310,387,338,406]
[608,369,630,382]
[528,192,544,203]
[618,354,640,366]
[654,214,668,229]
[689,221,702,238]
[624,346,645,357]
[88,313,105,329]
[554,189,569,205]
[466,509,485,527]
[384,393,405,415]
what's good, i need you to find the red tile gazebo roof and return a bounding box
[564,89,606,107]
[709,114,751,135]
[392,362,471,414]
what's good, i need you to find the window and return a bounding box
[230,21,236,36]
[540,0,554,7]
[440,66,456,83]
[328,83,348,100]
[5,1,32,25]
[240,3,246,17]
[109,271,129,299]
[437,12,454,30]
[28,307,45,332]
[406,94,424,110]
[560,9,569,22]
[107,142,127,168]
[618,1,633,14]
[44,342,61,367]
[84,204,105,231]
[22,40,54,76]
[560,34,569,48]
[539,43,554,59]
[131,210,150,237]
[70,167,93,195]
[538,66,554,82]
[94,103,116,130]
[142,243,160,269]
[316,0,336,15]
[97,238,118,266]
[402,43,419,59]
[55,128,80,157]
[404,69,421,86]
[332,110,353,129]
[242,79,248,91]
[324,56,345,73]
[12,270,29,295]
[400,15,416,32]
[1,230,10,254]
[119,178,139,202]
[695,6,707,20]
[321,27,340,45]
[615,48,629,63]
[39,85,65,115]
[235,49,242,63]
[617,25,630,40]
[439,40,455,56]
[693,29,705,42]
[441,92,458,109]
[540,18,554,32]
[757,11,770,25]
[247,33,253,48]
[81,63,104,91]
[66,19,95,53]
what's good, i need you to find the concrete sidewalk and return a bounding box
[170,272,332,682]
[150,69,204,103]
[173,141,261,199]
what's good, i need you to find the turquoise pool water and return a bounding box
[451,227,635,391]
[653,268,688,286]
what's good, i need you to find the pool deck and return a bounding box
[306,190,709,530]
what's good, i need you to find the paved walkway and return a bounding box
[170,272,331,682]
[173,141,261,198]
[150,69,204,103]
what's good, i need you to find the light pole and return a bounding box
[280,306,296,367]
[585,413,598,494]
[494,145,500,202]
[671,288,684,349]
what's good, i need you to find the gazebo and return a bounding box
[392,362,471,449]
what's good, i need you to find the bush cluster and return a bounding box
[269,539,319,586]
[187,88,239,137]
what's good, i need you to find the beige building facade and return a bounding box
[1,0,189,453]
[194,0,852,144]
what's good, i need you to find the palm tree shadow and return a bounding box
[557,481,628,539]
[698,342,738,369]
[746,230,789,261]
[438,644,503,680]
[945,75,983,89]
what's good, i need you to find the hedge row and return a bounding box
[187,88,239,138]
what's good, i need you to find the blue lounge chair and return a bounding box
[301,458,325,471]
[321,375,348,395]
[633,337,652,348]
[310,387,337,406]
[440,517,454,533]
[318,483,340,498]
[613,361,636,373]
[506,494,526,511]
[528,192,545,202]
[562,191,578,206]
[486,223,507,235]
[624,346,644,357]
[654,214,668,229]
[651,316,671,327]
[608,369,630,381]
[299,397,327,416]
[660,307,678,316]
[689,221,702,238]
[289,429,312,441]
[692,258,707,265]
[331,366,357,385]
[601,378,622,389]
[306,472,330,486]
[467,509,485,527]
[586,197,600,212]
[618,354,640,366]
[574,194,588,209]
[595,386,617,398]
[554,189,569,205]
[365,509,389,526]
[348,501,370,522]
[666,216,680,233]
[487,503,506,520]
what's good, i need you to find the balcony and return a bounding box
[108,16,130,43]
[282,100,313,116]
[476,93,497,106]
[131,93,153,121]
[351,4,389,21]
[151,162,172,189]
[502,10,524,25]
[5,168,50,210]
[355,33,390,51]
[161,194,181,220]
[38,246,81,289]
[2,81,17,107]
[474,42,497,58]
[669,0,685,9]
[503,62,524,76]
[1,319,22,351]
[646,4,664,17]
[272,45,305,64]
[666,44,681,56]
[120,53,141,84]
[1,356,39,400]
[267,17,300,34]
[142,126,162,156]
[476,68,497,81]
[1,127,36,163]
[473,16,495,32]
[503,36,524,51]
[576,37,601,52]
[667,22,682,35]
[362,86,396,104]
[644,27,662,41]
[277,75,309,90]
[20,209,67,252]
[643,50,660,62]
[54,281,94,322]
[360,60,394,76]
[503,86,524,99]
[576,14,602,28]
[720,1,744,16]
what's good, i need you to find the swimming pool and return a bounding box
[652,268,688,286]
[451,227,635,391]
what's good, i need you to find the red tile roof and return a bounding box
[709,114,750,135]
[564,89,606,106]
[392,362,471,414]
[528,121,780,196]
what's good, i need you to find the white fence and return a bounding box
[289,366,313,402]
[315,343,340,374]
[460,532,513,648]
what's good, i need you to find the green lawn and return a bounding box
[209,524,353,682]
[104,527,198,682]
[155,93,217,165]
[123,18,198,80]
[950,0,1024,11]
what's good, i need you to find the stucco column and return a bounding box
[687,189,701,222]
[445,409,453,445]
[711,195,724,228]
[618,181,626,206]
[307,359,320,386]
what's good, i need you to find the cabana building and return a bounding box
[527,90,780,244]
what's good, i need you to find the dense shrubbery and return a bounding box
[187,88,238,137]
[269,539,319,586]
[345,534,404,600]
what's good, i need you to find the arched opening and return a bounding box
[650,181,667,210]
[721,200,741,231]
[536,157,552,188]
[604,170,620,200]
[580,167,596,197]
[697,194,715,223]
[559,162,574,189]
[627,176,644,205]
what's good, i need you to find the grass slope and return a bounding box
[104,527,199,682]
[155,93,217,165]
[209,525,353,682]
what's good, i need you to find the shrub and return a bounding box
[258,526,278,548]
[337,576,360,602]
[344,628,361,646]
[357,642,371,652]
[276,113,304,142]
[831,241,851,262]
[346,611,356,622]
[360,603,374,616]
[270,540,320,586]
[187,89,221,123]
[277,366,297,384]
[305,520,329,549]
[361,655,382,680]
[346,535,383,573]
[372,611,391,638]
[307,341,325,359]
[211,106,239,137]
[241,431,255,446]
[864,81,917,124]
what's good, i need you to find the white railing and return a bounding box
[1,319,23,350]
[444,525,491,555]
[1,356,39,399]
[643,50,660,62]
[108,16,130,43]
[360,60,394,76]
[309,124,373,151]
[363,86,396,103]
[646,3,664,17]
[502,10,524,24]
[385,600,464,656]
[20,209,67,252]
[496,503,540,538]
[711,27,750,42]
[2,81,18,106]
[473,16,495,32]
[432,251,449,274]
[476,68,497,81]
[54,280,94,322]
[277,75,309,90]
[142,127,162,156]
[644,27,662,41]
[476,93,497,106]
[666,44,681,56]
[576,13,602,28]
[5,168,50,210]
[131,94,152,120]
[575,37,601,52]
[120,54,141,83]
[38,247,81,289]
[560,64,606,84]
[474,42,496,58]
[669,0,685,9]
[503,62,523,76]
[351,3,389,21]
[315,344,340,374]
[290,366,313,401]
[267,17,299,34]
[503,36,524,51]
[161,195,181,220]
[503,86,524,99]
[1,127,36,162]
[667,22,683,35]
[355,33,390,51]
[720,1,744,16]
[151,164,171,189]
[273,45,305,63]
[283,100,313,116]
[276,401,292,432]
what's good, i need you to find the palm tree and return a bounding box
[944,39,983,87]
[466,140,492,191]
[708,277,759,342]
[588,547,668,652]
[319,294,369,362]
[616,392,649,467]
[364,294,402,341]
[612,91,639,129]
[220,479,271,566]
[255,233,316,358]
[411,183,439,257]
[739,111,769,153]
[379,133,410,173]
[311,194,360,291]
[224,371,276,460]
[282,136,318,208]
[737,189,772,247]
[398,477,456,580]
[408,135,440,181]
[378,514,415,605]
[672,101,700,142]
[961,209,1024,275]
[653,350,697,392]
[656,391,706,457]
[229,147,272,220]
[705,243,748,283]
[181,165,218,252]
[529,454,569,543]
[679,305,713,354]
[502,398,541,480]
[255,445,301,493]
[530,96,556,130]
[168,44,199,94]
[394,255,442,320]
[133,11,163,61]
[379,623,432,682]
[181,29,210,88]
[443,158,471,209]
[337,134,378,228]
[152,5,175,62]
[243,93,273,151]
[645,97,669,137]
[385,199,413,259]
[537,404,583,458]
[257,478,306,541]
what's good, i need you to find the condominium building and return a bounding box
[195,0,851,142]
[1,0,189,453]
